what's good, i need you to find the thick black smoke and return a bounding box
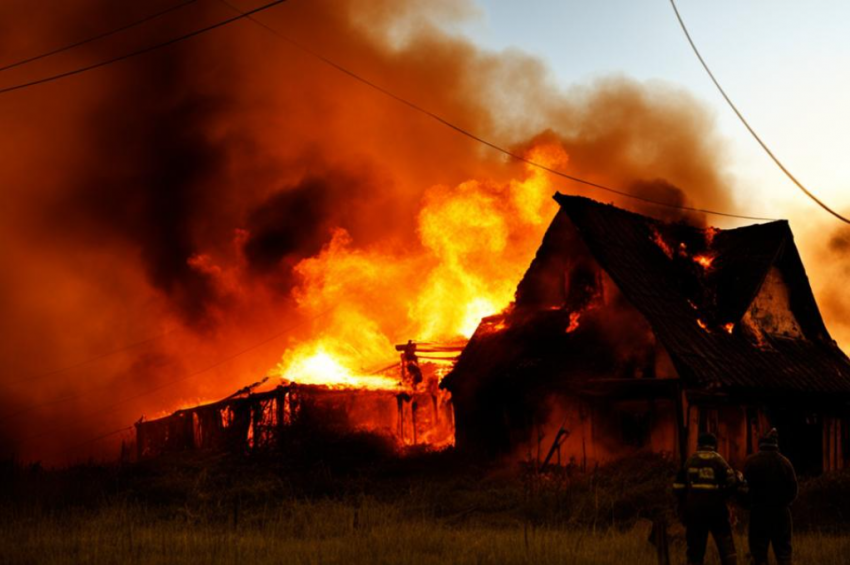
[243,173,376,276]
[0,0,749,464]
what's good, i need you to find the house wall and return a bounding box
[684,400,850,474]
[136,386,449,459]
[743,267,803,340]
[823,416,845,472]
[482,387,850,474]
[654,344,678,380]
[685,404,748,468]
[517,394,679,470]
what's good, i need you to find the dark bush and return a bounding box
[793,468,850,531]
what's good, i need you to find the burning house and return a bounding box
[442,193,850,475]
[135,193,850,476]
[135,343,457,459]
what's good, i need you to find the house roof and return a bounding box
[444,308,635,396]
[444,195,850,396]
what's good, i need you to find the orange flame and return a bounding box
[566,312,581,333]
[270,143,569,391]
[723,323,734,334]
[693,254,715,269]
[482,318,508,334]
[650,227,674,259]
[696,318,709,332]
[272,345,400,390]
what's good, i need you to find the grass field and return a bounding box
[2,446,849,564]
[2,499,850,565]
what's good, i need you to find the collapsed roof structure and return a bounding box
[135,351,456,460]
[443,194,850,475]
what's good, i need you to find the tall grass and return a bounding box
[2,499,849,565]
[2,450,849,564]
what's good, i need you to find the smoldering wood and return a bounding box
[134,384,449,460]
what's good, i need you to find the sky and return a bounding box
[466,0,850,225]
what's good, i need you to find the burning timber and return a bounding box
[442,194,850,475]
[136,349,456,459]
[136,194,850,476]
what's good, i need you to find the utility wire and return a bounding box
[8,328,181,387]
[2,1,283,387]
[2,378,122,422]
[0,0,290,96]
[219,0,776,223]
[2,327,185,420]
[61,346,389,458]
[16,309,332,444]
[0,0,199,74]
[668,0,850,225]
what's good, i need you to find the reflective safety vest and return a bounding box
[673,449,738,494]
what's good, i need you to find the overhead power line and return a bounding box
[0,0,290,96]
[8,328,180,387]
[668,0,850,225]
[218,0,776,223]
[99,309,332,411]
[2,375,122,422]
[16,309,332,446]
[0,0,199,74]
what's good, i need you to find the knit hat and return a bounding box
[759,428,779,449]
[698,432,718,449]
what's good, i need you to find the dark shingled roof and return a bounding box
[444,194,850,396]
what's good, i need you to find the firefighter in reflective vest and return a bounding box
[744,428,797,565]
[673,432,743,565]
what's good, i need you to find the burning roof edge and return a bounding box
[552,193,850,394]
[138,382,404,427]
[444,194,850,397]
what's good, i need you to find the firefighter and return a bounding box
[673,432,741,565]
[744,428,797,565]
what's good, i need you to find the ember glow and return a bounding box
[650,226,675,259]
[273,347,400,390]
[566,312,581,333]
[693,254,715,269]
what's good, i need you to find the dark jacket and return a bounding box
[744,445,798,508]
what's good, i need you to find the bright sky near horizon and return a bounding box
[464,0,850,232]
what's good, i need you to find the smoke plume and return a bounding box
[0,0,756,463]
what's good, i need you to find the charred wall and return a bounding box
[444,210,672,462]
[684,397,850,474]
[136,384,454,460]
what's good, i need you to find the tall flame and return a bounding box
[271,143,570,387]
[273,345,399,390]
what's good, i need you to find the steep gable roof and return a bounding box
[444,195,850,396]
[554,194,850,394]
